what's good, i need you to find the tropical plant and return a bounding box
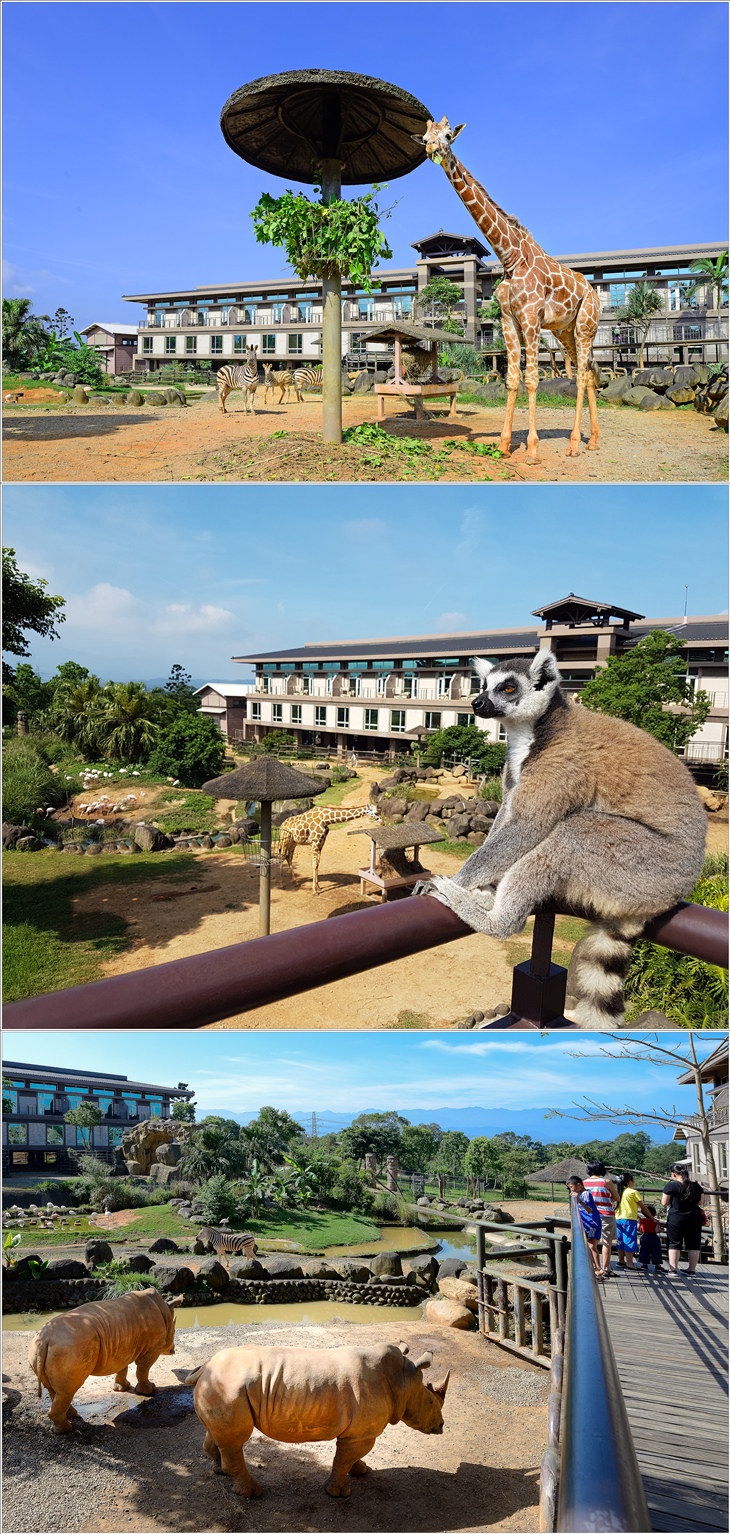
[580,630,711,752]
[398,1125,437,1174]
[615,281,663,369]
[476,775,503,804]
[438,342,484,374]
[2,298,51,371]
[148,712,226,788]
[683,251,728,309]
[36,330,105,387]
[180,1121,247,1182]
[196,1172,241,1225]
[624,856,728,1027]
[99,1262,161,1299]
[171,1098,197,1123]
[416,277,464,332]
[2,548,66,687]
[98,682,163,763]
[2,739,69,826]
[50,675,105,754]
[3,1232,22,1268]
[251,184,393,292]
[421,724,506,775]
[237,1159,273,1218]
[247,730,298,757]
[241,1107,305,1168]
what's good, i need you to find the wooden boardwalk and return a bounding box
[600,1268,728,1534]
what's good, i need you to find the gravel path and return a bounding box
[3,1318,545,1533]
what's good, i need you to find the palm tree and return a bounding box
[683,252,728,310]
[616,281,663,369]
[98,682,163,763]
[2,299,51,372]
[51,676,104,756]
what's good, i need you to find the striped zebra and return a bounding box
[197,1226,258,1259]
[292,364,323,403]
[217,346,259,415]
[263,364,293,405]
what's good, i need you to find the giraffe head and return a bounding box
[412,117,466,166]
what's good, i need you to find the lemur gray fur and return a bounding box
[416,650,707,1028]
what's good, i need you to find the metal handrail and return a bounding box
[556,1202,650,1532]
[4,896,727,1031]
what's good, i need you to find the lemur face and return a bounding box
[411,116,466,165]
[472,652,562,724]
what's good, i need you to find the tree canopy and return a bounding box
[580,630,711,751]
[2,548,66,686]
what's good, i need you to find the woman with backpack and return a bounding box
[662,1163,705,1276]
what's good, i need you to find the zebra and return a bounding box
[197,1226,258,1259]
[292,364,323,403]
[217,346,259,415]
[263,364,293,405]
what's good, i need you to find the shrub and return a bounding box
[330,1161,374,1213]
[98,1262,162,1299]
[147,713,226,789]
[247,730,297,757]
[421,726,506,775]
[155,793,217,835]
[196,1173,240,1225]
[625,856,729,1026]
[371,1190,399,1219]
[476,775,503,803]
[2,740,69,825]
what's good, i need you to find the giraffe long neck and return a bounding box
[443,153,529,273]
[323,806,368,824]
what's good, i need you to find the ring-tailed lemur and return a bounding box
[217,346,259,415]
[416,651,707,1028]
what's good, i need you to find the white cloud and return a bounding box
[62,585,235,640]
[154,603,236,635]
[435,611,466,630]
[65,583,138,629]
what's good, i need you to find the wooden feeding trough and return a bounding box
[366,321,463,422]
[348,820,443,901]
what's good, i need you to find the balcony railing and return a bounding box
[4,896,726,1032]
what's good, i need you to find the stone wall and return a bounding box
[3,1275,423,1315]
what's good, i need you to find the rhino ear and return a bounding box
[168,1294,185,1309]
[432,1370,451,1400]
[397,1342,410,1355]
[412,1352,433,1372]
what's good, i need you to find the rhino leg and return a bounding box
[203,1431,222,1469]
[47,1387,76,1434]
[133,1352,159,1396]
[218,1445,263,1500]
[325,1436,378,1497]
[113,1369,133,1392]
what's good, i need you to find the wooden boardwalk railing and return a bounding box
[599,1269,729,1534]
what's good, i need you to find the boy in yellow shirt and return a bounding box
[615,1173,655,1271]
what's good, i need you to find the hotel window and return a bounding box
[716,1139,728,1179]
[498,725,507,741]
[7,1124,27,1145]
[437,676,454,697]
[109,1127,123,1146]
[425,712,441,729]
[185,336,197,355]
[143,337,153,354]
[298,303,313,322]
[251,702,261,721]
[211,336,223,354]
[261,335,276,354]
[315,706,327,727]
[165,336,177,354]
[234,335,245,353]
[377,677,387,697]
[457,713,471,727]
[291,704,302,725]
[391,710,406,733]
[337,707,350,728]
[402,676,417,698]
[3,1089,17,1112]
[364,709,379,730]
[47,1125,64,1146]
[272,704,283,724]
[288,334,303,354]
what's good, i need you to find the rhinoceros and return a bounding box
[187,1340,449,1499]
[29,1288,183,1433]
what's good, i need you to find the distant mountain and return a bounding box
[195,1106,667,1144]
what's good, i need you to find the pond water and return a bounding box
[325,1225,478,1264]
[3,1298,423,1333]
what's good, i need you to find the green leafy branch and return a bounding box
[251,183,393,292]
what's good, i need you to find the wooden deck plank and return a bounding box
[600,1270,728,1534]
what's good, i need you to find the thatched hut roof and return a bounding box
[528,1158,588,1183]
[348,823,444,849]
[366,319,467,349]
[202,758,328,802]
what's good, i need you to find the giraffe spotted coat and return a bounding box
[279,805,376,895]
[415,118,601,463]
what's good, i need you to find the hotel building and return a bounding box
[2,1062,193,1175]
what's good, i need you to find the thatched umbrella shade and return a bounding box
[220,70,432,444]
[202,757,328,937]
[528,1158,589,1201]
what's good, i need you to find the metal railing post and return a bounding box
[556,1203,650,1532]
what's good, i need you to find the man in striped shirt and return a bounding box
[583,1161,619,1279]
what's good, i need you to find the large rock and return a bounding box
[11,1254,44,1280]
[639,392,674,410]
[149,1237,181,1254]
[405,799,431,822]
[302,1260,339,1279]
[336,1261,371,1284]
[155,1142,183,1166]
[674,365,703,388]
[622,386,659,407]
[599,374,634,401]
[697,785,723,811]
[149,1263,194,1291]
[149,1163,181,1185]
[126,389,144,406]
[259,1257,304,1279]
[713,394,728,430]
[426,1297,475,1329]
[85,1239,113,1269]
[45,1259,90,1279]
[633,367,673,393]
[134,823,172,853]
[447,814,472,839]
[383,797,408,819]
[438,1276,479,1312]
[437,1258,467,1279]
[3,824,36,849]
[198,1258,229,1290]
[538,377,577,397]
[371,1252,403,1278]
[405,1253,438,1284]
[441,796,466,814]
[15,836,41,851]
[229,1258,266,1280]
[121,1122,187,1176]
[666,384,696,405]
[72,386,89,404]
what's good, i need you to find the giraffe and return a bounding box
[413,118,601,462]
[279,804,378,895]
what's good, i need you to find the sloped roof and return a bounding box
[202,758,328,801]
[79,323,139,338]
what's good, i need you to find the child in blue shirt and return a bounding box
[567,1175,603,1276]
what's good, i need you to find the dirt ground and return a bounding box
[2,1318,546,1534]
[3,393,726,482]
[83,772,517,1028]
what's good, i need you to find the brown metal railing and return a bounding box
[3,896,727,1031]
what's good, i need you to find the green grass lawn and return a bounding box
[3,849,201,1002]
[11,1204,380,1254]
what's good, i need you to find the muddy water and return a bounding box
[326,1226,478,1264]
[3,1298,422,1333]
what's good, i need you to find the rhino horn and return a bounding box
[431,1370,451,1399]
[412,1352,433,1371]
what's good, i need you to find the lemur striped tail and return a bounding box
[566,919,644,1029]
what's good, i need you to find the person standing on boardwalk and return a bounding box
[662,1164,705,1277]
[584,1161,619,1278]
[615,1174,656,1270]
[567,1176,603,1276]
[636,1204,664,1275]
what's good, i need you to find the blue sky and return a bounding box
[3,3,727,327]
[3,1031,722,1126]
[3,484,727,682]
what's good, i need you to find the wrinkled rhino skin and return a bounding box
[189,1341,449,1499]
[29,1289,183,1433]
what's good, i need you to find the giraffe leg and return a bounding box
[312,842,322,896]
[521,322,542,463]
[568,294,601,455]
[497,291,521,456]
